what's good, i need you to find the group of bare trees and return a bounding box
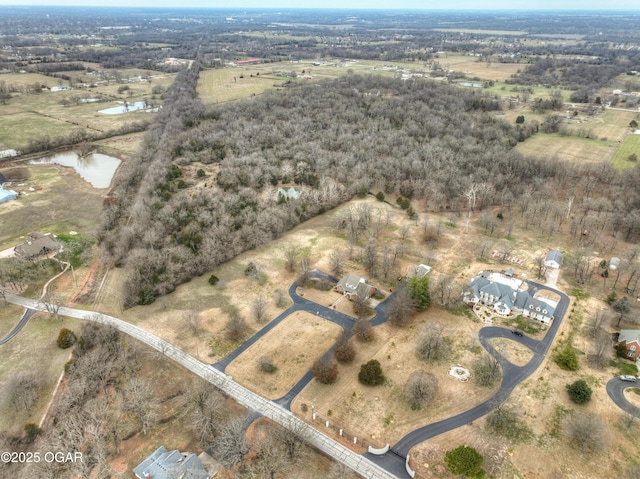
[101,71,640,307]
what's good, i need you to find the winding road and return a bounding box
[606,377,640,417]
[3,276,578,479]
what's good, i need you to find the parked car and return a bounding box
[619,375,637,382]
[511,329,524,337]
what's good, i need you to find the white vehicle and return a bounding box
[619,375,637,382]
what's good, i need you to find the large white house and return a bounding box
[463,271,556,324]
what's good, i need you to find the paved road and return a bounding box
[4,293,398,479]
[382,280,569,460]
[606,377,640,418]
[214,274,362,372]
[0,308,35,345]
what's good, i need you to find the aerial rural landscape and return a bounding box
[1,5,640,479]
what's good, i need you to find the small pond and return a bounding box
[29,151,121,189]
[457,81,484,88]
[98,101,150,115]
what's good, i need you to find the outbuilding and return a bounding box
[0,188,17,204]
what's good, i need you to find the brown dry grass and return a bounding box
[226,311,343,399]
[515,133,617,163]
[490,338,534,366]
[291,314,498,448]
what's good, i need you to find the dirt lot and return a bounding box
[226,311,343,399]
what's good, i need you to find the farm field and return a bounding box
[0,69,175,150]
[611,133,640,169]
[515,132,617,163]
[0,164,104,251]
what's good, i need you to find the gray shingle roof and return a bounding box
[133,446,209,479]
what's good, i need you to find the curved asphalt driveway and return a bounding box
[0,308,35,345]
[371,280,570,466]
[606,377,640,418]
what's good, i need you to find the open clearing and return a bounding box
[0,69,175,150]
[515,133,617,163]
[0,311,80,434]
[0,164,104,251]
[611,133,640,169]
[436,53,525,82]
[226,311,342,399]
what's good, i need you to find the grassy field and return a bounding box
[563,109,639,142]
[226,311,342,399]
[611,133,640,169]
[515,132,617,163]
[0,164,105,251]
[0,70,175,150]
[197,68,280,104]
[0,310,80,434]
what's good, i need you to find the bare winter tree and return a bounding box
[270,420,312,464]
[416,323,450,362]
[334,330,356,363]
[312,351,339,384]
[353,319,375,342]
[247,434,292,479]
[590,328,612,368]
[183,310,202,336]
[4,371,42,414]
[473,354,502,387]
[183,379,223,447]
[351,294,371,319]
[252,295,269,324]
[432,274,461,308]
[122,377,157,435]
[568,248,596,285]
[284,246,298,273]
[387,288,415,327]
[328,462,359,479]
[213,417,250,468]
[274,288,287,308]
[328,249,344,278]
[564,413,608,452]
[298,255,312,286]
[362,238,378,274]
[258,355,277,373]
[226,308,248,341]
[404,370,439,410]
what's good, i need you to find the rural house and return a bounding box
[463,271,556,323]
[336,273,376,302]
[407,264,432,280]
[133,445,213,479]
[544,250,563,269]
[14,232,63,260]
[618,330,640,360]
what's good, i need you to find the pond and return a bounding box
[98,101,151,114]
[457,81,484,88]
[29,151,121,189]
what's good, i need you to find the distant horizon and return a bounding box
[0,2,639,12]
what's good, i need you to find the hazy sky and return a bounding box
[0,0,639,10]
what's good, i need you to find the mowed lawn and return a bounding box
[565,109,639,142]
[515,133,617,163]
[0,165,104,250]
[611,133,640,169]
[197,68,280,104]
[0,70,175,150]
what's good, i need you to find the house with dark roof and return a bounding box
[463,272,555,323]
[14,232,62,260]
[133,446,211,479]
[336,273,376,302]
[545,250,563,269]
[618,330,640,360]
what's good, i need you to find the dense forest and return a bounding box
[100,68,640,306]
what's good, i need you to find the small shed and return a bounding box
[544,250,563,269]
[0,188,17,204]
[609,257,621,271]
